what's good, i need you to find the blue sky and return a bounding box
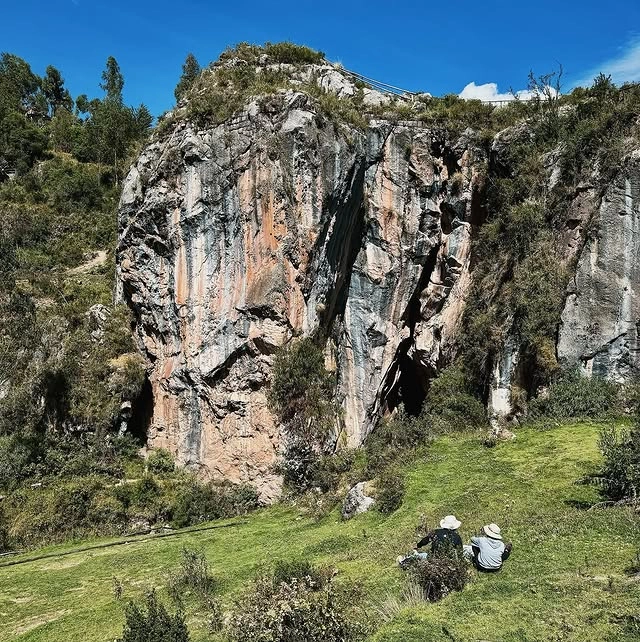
[2,0,640,115]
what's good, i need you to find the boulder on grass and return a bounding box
[341,481,376,520]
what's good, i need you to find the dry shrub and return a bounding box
[227,562,366,642]
[405,553,471,602]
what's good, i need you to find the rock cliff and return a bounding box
[488,150,640,420]
[558,153,640,381]
[117,54,640,497]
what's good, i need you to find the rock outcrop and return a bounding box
[341,481,376,520]
[488,147,640,421]
[558,153,640,381]
[117,64,483,498]
[117,56,640,497]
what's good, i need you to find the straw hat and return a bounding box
[439,515,461,530]
[483,523,503,540]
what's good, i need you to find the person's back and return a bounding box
[421,528,463,555]
[470,535,505,570]
[466,523,512,571]
[397,515,463,567]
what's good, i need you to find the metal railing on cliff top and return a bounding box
[338,65,535,105]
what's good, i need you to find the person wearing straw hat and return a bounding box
[396,515,463,567]
[463,523,512,572]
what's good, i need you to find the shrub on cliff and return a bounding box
[364,406,431,476]
[274,437,319,492]
[6,476,125,545]
[423,364,487,433]
[66,305,146,438]
[269,337,337,442]
[0,508,11,552]
[509,236,569,383]
[271,558,328,588]
[174,53,201,102]
[375,467,406,514]
[588,425,640,502]
[146,448,175,474]
[263,41,325,65]
[168,547,217,604]
[405,551,471,602]
[217,41,324,66]
[269,337,339,492]
[529,369,620,420]
[171,479,259,528]
[309,448,358,493]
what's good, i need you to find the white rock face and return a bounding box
[487,334,519,421]
[558,158,640,381]
[86,303,110,343]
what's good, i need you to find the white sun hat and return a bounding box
[439,515,462,530]
[483,523,503,540]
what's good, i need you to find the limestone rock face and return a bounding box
[86,303,110,343]
[118,60,640,497]
[558,154,640,381]
[338,130,484,442]
[117,82,484,498]
[118,90,371,500]
[487,332,520,423]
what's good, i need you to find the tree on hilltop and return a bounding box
[100,56,124,104]
[42,65,73,116]
[174,53,200,101]
[0,53,40,118]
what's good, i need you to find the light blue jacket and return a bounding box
[471,536,505,570]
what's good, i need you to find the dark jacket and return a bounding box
[417,528,463,555]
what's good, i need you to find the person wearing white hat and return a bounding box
[396,515,463,567]
[462,523,512,571]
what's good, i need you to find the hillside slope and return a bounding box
[1,422,638,642]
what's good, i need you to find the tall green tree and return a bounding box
[75,93,92,116]
[42,65,73,116]
[92,57,130,180]
[174,53,200,101]
[50,107,78,152]
[0,111,48,172]
[88,101,130,178]
[100,56,124,104]
[0,53,40,118]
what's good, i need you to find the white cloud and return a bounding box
[460,37,640,101]
[572,36,640,88]
[458,82,536,103]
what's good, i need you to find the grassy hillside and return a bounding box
[1,422,638,642]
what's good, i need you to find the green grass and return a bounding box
[1,422,638,641]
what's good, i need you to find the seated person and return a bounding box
[397,515,462,566]
[463,523,512,572]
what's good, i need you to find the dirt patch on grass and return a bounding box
[14,610,70,635]
[10,595,33,604]
[39,557,85,571]
[68,250,107,274]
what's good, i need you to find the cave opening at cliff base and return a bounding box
[127,376,154,443]
[383,339,428,417]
